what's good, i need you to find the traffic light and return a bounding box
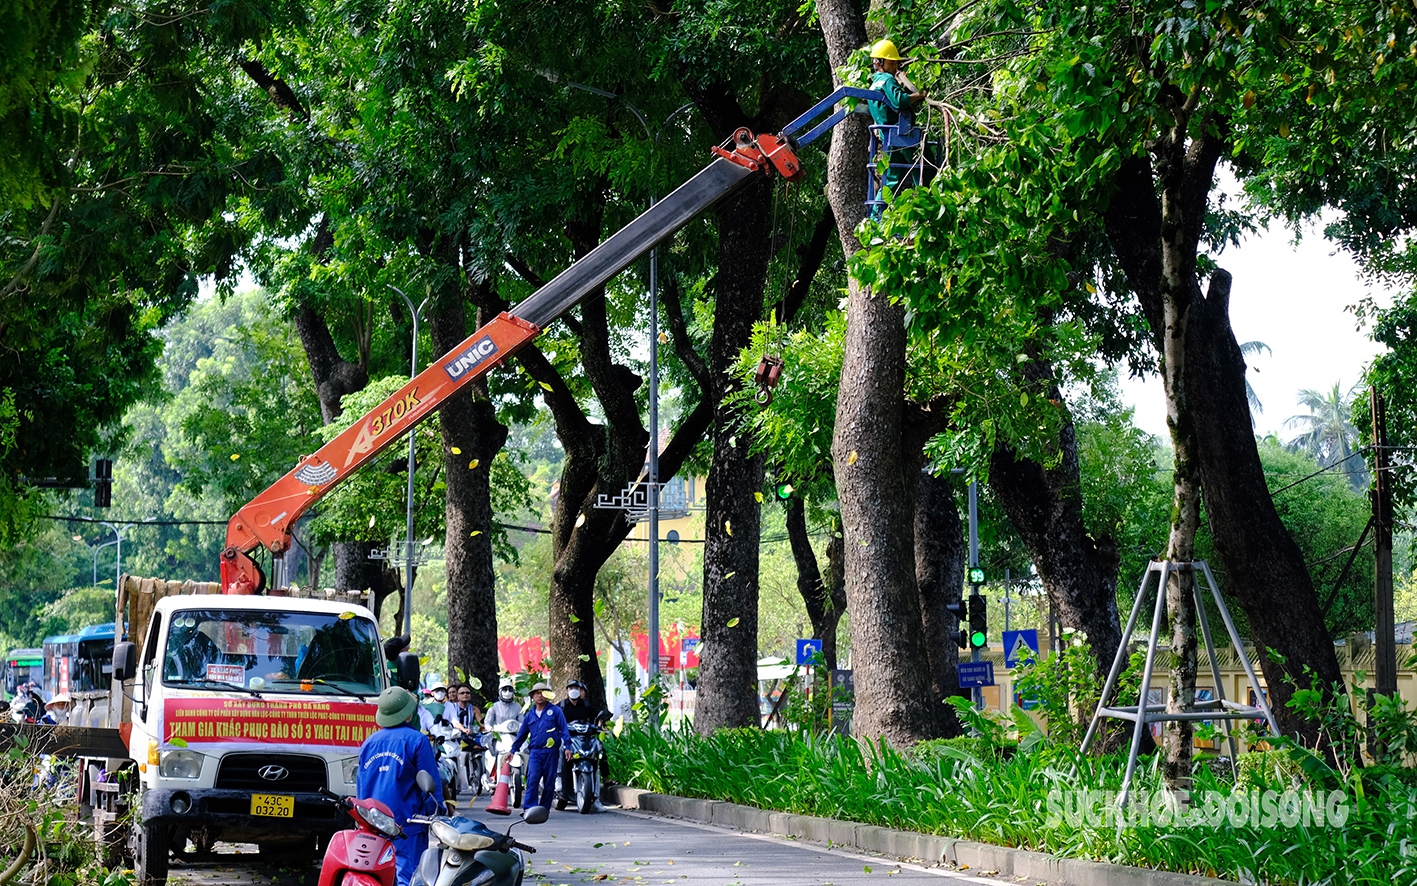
[945,600,967,649]
[93,458,112,508]
[968,593,988,650]
[967,566,985,585]
[775,482,794,501]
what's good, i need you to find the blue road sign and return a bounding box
[796,638,823,666]
[957,661,995,688]
[1003,629,1040,668]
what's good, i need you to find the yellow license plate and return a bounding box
[250,793,294,818]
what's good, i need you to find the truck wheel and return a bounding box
[135,821,169,886]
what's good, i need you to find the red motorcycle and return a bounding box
[317,788,403,886]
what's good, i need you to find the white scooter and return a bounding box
[479,721,526,807]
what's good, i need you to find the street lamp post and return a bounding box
[569,81,693,686]
[98,521,135,590]
[389,285,433,640]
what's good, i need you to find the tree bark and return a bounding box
[817,0,940,745]
[1183,270,1344,738]
[429,287,507,708]
[1104,130,1343,756]
[694,176,772,734]
[914,470,968,737]
[986,365,1122,680]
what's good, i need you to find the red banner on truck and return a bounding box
[163,697,377,748]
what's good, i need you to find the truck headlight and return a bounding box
[158,750,203,779]
[341,756,359,785]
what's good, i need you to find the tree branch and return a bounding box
[238,59,310,122]
[662,273,711,393]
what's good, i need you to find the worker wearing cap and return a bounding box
[867,38,925,216]
[558,679,607,802]
[510,682,568,810]
[358,686,445,886]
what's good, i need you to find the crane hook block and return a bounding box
[754,355,784,406]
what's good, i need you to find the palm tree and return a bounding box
[1284,381,1368,490]
[1240,340,1270,424]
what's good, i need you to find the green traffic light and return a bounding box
[776,483,794,500]
[970,631,987,648]
[967,567,985,584]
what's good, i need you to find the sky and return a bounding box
[1117,213,1396,443]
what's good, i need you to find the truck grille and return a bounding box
[214,753,327,792]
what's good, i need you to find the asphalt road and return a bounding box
[169,791,1021,886]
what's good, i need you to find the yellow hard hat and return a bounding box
[869,39,906,61]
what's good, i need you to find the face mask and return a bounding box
[500,689,513,700]
[433,690,446,701]
[568,689,581,700]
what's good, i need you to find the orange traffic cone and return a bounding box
[485,753,513,816]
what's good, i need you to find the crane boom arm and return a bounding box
[220,127,804,593]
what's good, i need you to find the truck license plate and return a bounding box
[250,794,294,817]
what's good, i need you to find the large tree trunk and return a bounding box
[1184,271,1344,738]
[429,289,507,708]
[817,0,940,745]
[1105,135,1342,758]
[694,178,773,733]
[986,369,1122,679]
[914,470,968,737]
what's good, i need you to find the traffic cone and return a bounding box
[485,753,513,816]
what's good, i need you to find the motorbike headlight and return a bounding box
[357,803,403,839]
[158,750,203,779]
[340,756,359,785]
[431,820,496,851]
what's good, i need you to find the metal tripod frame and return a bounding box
[1080,560,1280,806]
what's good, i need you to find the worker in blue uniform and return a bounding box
[509,681,569,810]
[358,686,445,886]
[867,38,925,217]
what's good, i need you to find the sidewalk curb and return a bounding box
[605,786,1236,886]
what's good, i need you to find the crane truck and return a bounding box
[66,87,885,886]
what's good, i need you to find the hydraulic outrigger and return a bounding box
[220,88,892,594]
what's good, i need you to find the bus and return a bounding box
[3,648,43,700]
[42,623,116,699]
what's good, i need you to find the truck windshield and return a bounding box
[162,609,383,696]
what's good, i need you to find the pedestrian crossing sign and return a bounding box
[1002,629,1039,668]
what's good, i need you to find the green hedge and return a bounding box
[608,726,1417,885]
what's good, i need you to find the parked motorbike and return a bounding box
[479,722,525,807]
[410,770,547,886]
[556,714,609,814]
[315,788,403,886]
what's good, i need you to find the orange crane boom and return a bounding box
[220,127,804,594]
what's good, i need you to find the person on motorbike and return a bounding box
[484,680,524,731]
[358,687,448,886]
[445,683,481,733]
[558,680,607,799]
[509,682,568,811]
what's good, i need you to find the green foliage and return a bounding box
[37,586,114,638]
[608,723,1417,883]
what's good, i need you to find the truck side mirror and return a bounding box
[396,651,420,691]
[112,642,137,683]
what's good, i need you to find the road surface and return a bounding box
[170,791,1019,886]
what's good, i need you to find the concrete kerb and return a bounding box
[605,786,1237,886]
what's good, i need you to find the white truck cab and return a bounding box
[92,581,419,885]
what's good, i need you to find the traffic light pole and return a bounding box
[968,481,982,711]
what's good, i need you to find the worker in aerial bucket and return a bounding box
[867,38,926,218]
